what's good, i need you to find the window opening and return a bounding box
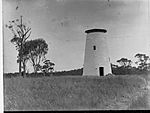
[93,45,96,50]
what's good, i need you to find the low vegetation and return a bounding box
[4,75,148,110]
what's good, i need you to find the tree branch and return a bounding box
[23,28,31,37]
[24,31,31,42]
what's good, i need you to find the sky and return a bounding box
[3,0,150,73]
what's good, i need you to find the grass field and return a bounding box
[4,75,148,110]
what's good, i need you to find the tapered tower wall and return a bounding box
[83,29,112,76]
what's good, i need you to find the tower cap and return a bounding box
[85,29,107,33]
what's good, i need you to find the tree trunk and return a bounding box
[33,65,37,74]
[19,16,23,77]
[23,61,26,77]
[19,53,22,77]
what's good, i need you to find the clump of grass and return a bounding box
[4,75,147,110]
[128,92,149,110]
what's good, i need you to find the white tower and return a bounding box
[83,29,112,76]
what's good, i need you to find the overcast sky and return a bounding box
[3,0,150,73]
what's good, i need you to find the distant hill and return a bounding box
[53,68,83,76]
[3,66,150,78]
[3,68,83,78]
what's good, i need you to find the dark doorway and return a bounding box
[99,67,104,76]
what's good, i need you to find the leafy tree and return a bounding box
[42,60,55,73]
[6,16,31,76]
[24,38,48,73]
[111,63,118,68]
[117,58,132,68]
[33,60,55,75]
[135,53,150,71]
[114,58,132,75]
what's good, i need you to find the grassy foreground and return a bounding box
[4,75,148,110]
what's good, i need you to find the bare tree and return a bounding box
[6,16,31,76]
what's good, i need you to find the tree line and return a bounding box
[112,53,150,75]
[53,53,150,76]
[6,16,55,77]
